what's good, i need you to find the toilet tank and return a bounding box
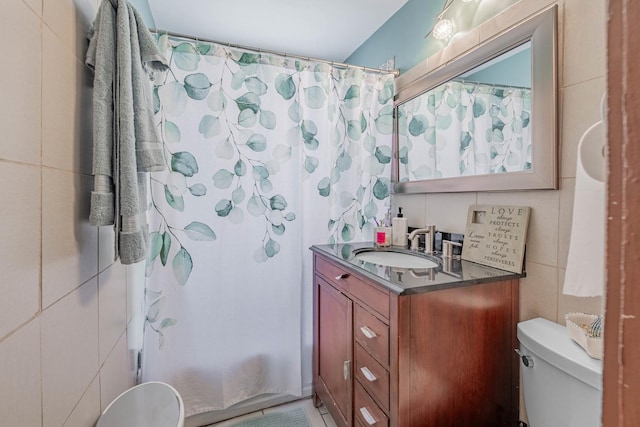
[517,318,603,427]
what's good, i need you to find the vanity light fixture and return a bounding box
[432,18,456,40]
[426,0,482,41]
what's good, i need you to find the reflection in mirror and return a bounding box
[398,41,532,181]
[393,6,557,193]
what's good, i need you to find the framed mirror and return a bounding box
[393,6,557,193]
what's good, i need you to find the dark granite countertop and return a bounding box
[310,242,524,295]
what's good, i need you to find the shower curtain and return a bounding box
[142,35,395,418]
[397,81,532,181]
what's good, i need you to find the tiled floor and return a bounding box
[204,397,337,427]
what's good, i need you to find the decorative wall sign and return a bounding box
[461,205,531,274]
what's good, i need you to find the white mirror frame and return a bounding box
[393,5,558,193]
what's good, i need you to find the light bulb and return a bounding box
[432,18,456,41]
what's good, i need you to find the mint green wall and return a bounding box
[345,0,521,74]
[344,0,446,73]
[463,47,531,88]
[130,0,156,28]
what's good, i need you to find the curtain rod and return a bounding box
[149,28,400,77]
[451,78,531,91]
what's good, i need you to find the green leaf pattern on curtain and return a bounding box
[145,36,393,346]
[147,34,394,287]
[398,81,532,181]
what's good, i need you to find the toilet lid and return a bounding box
[96,382,183,427]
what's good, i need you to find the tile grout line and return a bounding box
[39,6,45,427]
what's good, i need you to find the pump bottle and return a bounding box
[392,207,408,247]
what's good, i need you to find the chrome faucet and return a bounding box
[408,225,436,254]
[442,239,463,260]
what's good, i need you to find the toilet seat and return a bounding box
[96,382,184,427]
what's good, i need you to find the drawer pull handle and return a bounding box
[335,273,349,280]
[360,367,377,382]
[359,407,377,425]
[343,360,351,380]
[360,326,378,339]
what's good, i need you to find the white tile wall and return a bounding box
[99,225,117,273]
[100,332,136,411]
[0,1,135,426]
[391,193,426,228]
[42,168,98,308]
[70,0,99,61]
[0,319,42,426]
[41,279,99,427]
[478,0,556,42]
[42,25,94,175]
[562,0,607,87]
[0,162,41,340]
[99,263,128,364]
[519,262,559,321]
[63,377,101,427]
[560,77,607,178]
[557,178,575,269]
[23,0,42,16]
[43,0,77,53]
[425,192,478,234]
[0,0,42,166]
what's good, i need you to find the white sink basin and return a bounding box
[353,250,438,269]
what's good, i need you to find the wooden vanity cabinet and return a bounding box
[312,253,519,427]
[316,277,353,426]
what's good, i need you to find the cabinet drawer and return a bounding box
[355,381,389,427]
[355,344,389,412]
[315,256,389,319]
[354,305,389,366]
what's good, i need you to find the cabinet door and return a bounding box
[317,277,353,426]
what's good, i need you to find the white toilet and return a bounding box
[95,382,185,427]
[517,318,603,427]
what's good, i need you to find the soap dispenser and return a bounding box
[392,207,408,247]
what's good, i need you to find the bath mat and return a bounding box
[229,408,311,427]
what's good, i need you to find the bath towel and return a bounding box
[86,0,169,264]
